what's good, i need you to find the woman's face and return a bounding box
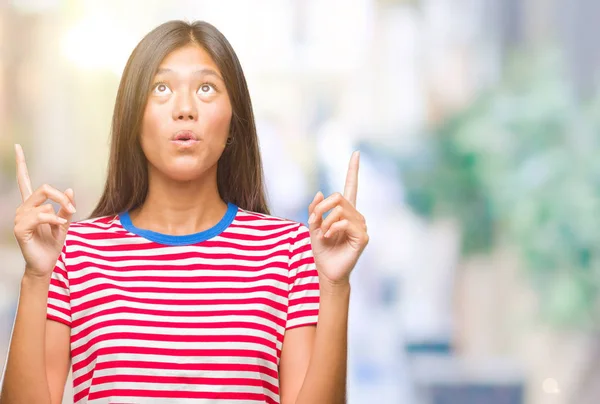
[140,44,232,182]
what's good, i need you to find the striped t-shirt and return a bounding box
[46,203,320,404]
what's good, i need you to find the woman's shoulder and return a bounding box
[71,213,121,227]
[234,208,309,235]
[66,214,125,237]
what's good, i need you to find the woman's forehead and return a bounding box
[157,45,221,76]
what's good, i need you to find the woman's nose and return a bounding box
[173,92,198,121]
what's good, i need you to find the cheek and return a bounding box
[140,105,167,152]
[203,101,232,145]
[142,105,165,138]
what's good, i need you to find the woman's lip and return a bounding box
[173,130,199,141]
[171,139,199,147]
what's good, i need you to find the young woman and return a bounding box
[2,20,368,404]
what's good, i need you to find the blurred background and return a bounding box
[1,0,600,403]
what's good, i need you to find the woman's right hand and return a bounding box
[13,144,77,279]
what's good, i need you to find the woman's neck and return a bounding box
[129,166,228,236]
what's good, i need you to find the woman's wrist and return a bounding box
[318,276,351,297]
[22,270,52,288]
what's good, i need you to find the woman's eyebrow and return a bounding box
[155,67,223,81]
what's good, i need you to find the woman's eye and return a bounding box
[198,83,216,95]
[153,83,172,95]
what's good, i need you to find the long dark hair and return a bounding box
[89,20,269,219]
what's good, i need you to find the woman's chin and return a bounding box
[159,164,210,183]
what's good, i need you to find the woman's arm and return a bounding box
[279,283,350,404]
[280,152,367,403]
[0,274,71,404]
[279,152,367,404]
[3,145,75,404]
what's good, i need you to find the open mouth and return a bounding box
[172,130,199,146]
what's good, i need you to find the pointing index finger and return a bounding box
[15,144,33,201]
[343,151,360,206]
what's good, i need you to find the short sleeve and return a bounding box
[286,224,320,330]
[46,241,71,327]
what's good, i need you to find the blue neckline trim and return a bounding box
[119,202,238,246]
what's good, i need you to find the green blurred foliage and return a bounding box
[401,50,600,329]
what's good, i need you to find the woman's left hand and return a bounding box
[308,151,369,287]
